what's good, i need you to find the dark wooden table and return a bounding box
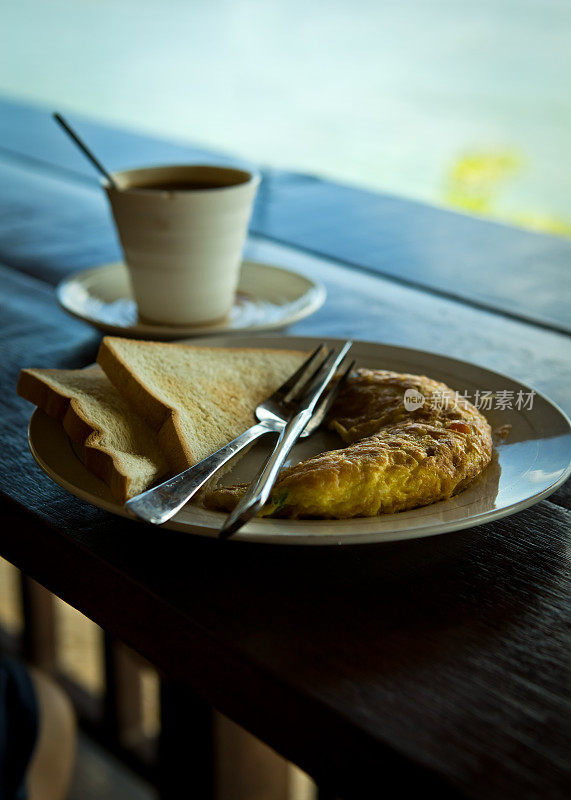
[1,97,570,799]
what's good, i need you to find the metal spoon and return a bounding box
[53,112,119,191]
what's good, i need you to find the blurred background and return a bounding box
[1,0,570,236]
[1,1,569,797]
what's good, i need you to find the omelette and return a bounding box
[205,369,493,519]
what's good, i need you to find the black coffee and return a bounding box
[142,181,222,191]
[136,178,246,192]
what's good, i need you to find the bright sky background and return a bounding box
[2,0,570,234]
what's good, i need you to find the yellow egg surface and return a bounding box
[205,369,493,519]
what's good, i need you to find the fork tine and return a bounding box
[304,359,355,434]
[275,343,329,402]
[297,341,353,409]
[218,342,353,538]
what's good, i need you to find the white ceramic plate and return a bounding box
[27,336,571,546]
[56,261,326,339]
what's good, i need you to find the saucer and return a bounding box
[56,260,326,339]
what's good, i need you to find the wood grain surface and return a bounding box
[1,97,570,799]
[1,96,570,333]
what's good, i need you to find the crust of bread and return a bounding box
[18,367,140,502]
[97,339,189,470]
[97,339,168,429]
[97,338,308,474]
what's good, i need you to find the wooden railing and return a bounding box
[0,562,318,799]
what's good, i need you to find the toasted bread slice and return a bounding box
[18,366,168,502]
[97,338,307,473]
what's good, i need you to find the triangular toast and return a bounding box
[97,338,307,473]
[18,366,168,502]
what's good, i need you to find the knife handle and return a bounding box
[218,410,310,539]
[125,420,279,525]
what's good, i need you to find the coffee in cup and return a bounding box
[105,164,260,326]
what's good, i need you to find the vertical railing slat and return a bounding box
[20,574,57,671]
[103,633,146,748]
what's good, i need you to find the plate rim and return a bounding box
[26,335,571,546]
[56,259,327,338]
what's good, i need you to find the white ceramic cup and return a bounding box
[105,164,260,326]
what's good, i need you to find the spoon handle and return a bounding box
[53,112,119,190]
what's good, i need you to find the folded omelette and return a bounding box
[205,369,493,519]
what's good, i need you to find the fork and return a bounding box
[125,344,350,525]
[219,341,353,539]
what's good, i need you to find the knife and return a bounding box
[218,341,353,539]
